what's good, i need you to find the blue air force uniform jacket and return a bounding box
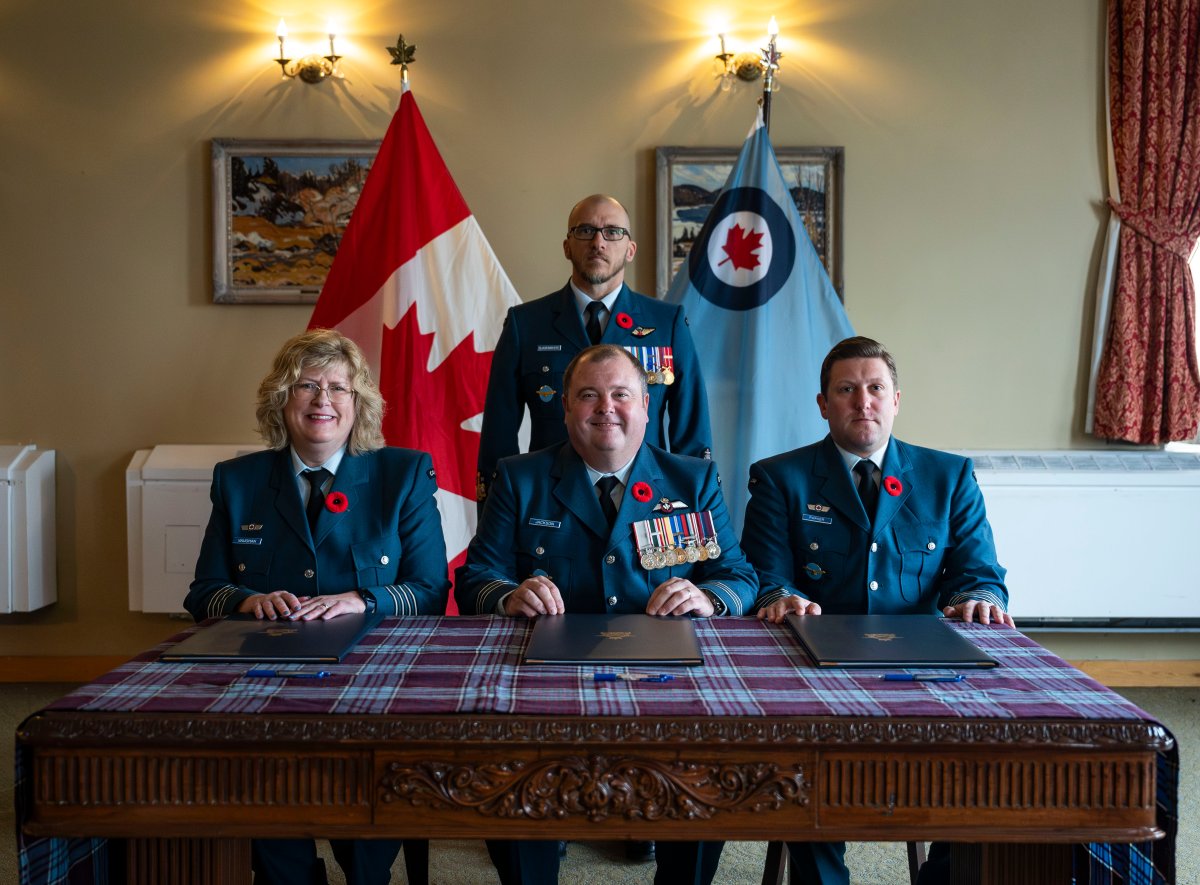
[743,436,1007,615]
[455,443,757,617]
[476,284,713,502]
[186,447,450,621]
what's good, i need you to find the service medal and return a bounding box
[632,508,718,571]
[661,367,675,385]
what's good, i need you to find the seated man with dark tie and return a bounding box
[742,335,1012,885]
[457,343,758,885]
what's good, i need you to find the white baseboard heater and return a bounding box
[961,450,1200,631]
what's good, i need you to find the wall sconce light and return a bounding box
[715,17,783,92]
[274,19,343,84]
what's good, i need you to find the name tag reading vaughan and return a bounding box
[633,509,720,570]
[623,345,675,385]
[524,613,702,666]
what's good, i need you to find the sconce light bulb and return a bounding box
[327,20,338,38]
[276,18,288,39]
[768,16,779,38]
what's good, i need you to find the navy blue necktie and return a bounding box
[584,301,605,345]
[595,475,619,527]
[303,468,331,532]
[855,460,878,525]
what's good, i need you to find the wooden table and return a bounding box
[17,617,1175,885]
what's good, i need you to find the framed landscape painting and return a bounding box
[655,146,843,299]
[212,139,379,304]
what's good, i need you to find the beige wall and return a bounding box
[3,0,1172,659]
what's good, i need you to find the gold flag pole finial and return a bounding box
[387,34,417,85]
[760,18,781,134]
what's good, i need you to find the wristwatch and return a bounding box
[701,589,727,616]
[357,588,378,615]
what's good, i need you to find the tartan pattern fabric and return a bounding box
[17,617,1177,884]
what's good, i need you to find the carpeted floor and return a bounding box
[4,683,1195,884]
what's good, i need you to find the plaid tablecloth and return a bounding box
[16,617,1178,884]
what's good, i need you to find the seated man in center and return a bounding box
[456,343,757,885]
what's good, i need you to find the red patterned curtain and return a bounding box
[1092,0,1200,443]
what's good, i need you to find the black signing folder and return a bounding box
[524,613,702,666]
[785,613,998,669]
[160,611,383,664]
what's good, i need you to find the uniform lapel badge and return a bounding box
[535,384,556,402]
[632,509,720,571]
[240,523,263,531]
[631,326,656,337]
[623,345,675,385]
[475,471,488,502]
[806,504,831,512]
[804,562,826,580]
[652,497,689,514]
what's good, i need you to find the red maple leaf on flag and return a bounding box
[379,306,494,502]
[717,223,764,271]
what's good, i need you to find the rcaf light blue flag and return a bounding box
[665,112,854,530]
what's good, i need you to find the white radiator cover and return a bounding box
[960,450,1200,627]
[127,444,262,613]
[0,444,56,613]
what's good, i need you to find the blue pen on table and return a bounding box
[245,668,330,679]
[593,672,675,683]
[881,673,964,683]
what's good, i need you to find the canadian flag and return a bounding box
[309,84,520,610]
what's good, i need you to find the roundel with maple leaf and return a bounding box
[687,187,796,311]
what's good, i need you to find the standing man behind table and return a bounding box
[743,335,1013,885]
[476,194,712,508]
[457,344,757,885]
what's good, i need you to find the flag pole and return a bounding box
[760,19,781,134]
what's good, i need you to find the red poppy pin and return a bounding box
[325,491,349,513]
[883,476,903,496]
[615,312,634,329]
[631,481,653,502]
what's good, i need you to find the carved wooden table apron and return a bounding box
[18,617,1172,885]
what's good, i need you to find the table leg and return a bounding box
[761,840,787,885]
[126,837,252,885]
[950,843,1073,885]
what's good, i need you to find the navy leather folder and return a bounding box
[160,611,383,663]
[785,613,998,668]
[524,613,702,666]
